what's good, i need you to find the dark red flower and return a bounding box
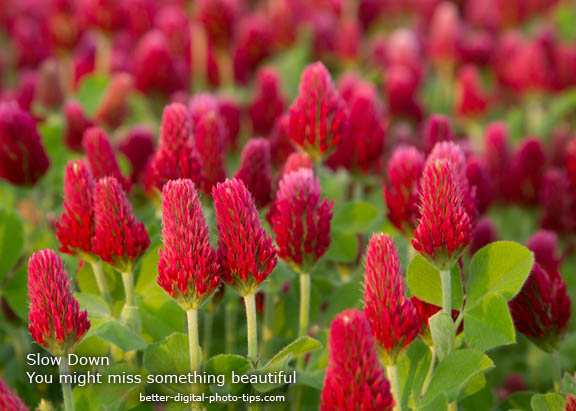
[28,249,90,355]
[143,103,204,195]
[567,395,576,411]
[36,59,64,109]
[509,262,571,352]
[427,2,461,65]
[0,102,50,186]
[527,230,561,273]
[422,114,453,155]
[539,169,575,234]
[63,101,94,152]
[56,160,95,257]
[92,177,150,273]
[469,217,499,256]
[83,126,131,192]
[269,114,295,167]
[234,138,273,208]
[484,122,512,200]
[158,179,220,309]
[383,146,425,235]
[507,138,547,205]
[288,62,348,162]
[364,234,420,363]
[466,155,493,214]
[321,309,394,411]
[0,377,27,410]
[196,0,241,48]
[78,0,124,32]
[455,65,490,118]
[411,296,462,342]
[413,159,472,270]
[213,178,277,295]
[565,133,576,189]
[232,13,272,84]
[270,169,333,270]
[218,96,241,150]
[249,67,285,136]
[95,72,133,129]
[384,65,423,122]
[118,126,155,184]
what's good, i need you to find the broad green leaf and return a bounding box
[406,255,463,310]
[75,292,110,318]
[324,231,358,263]
[321,280,362,323]
[86,319,147,352]
[264,336,322,371]
[467,241,534,308]
[398,339,433,409]
[2,264,27,319]
[464,293,516,352]
[420,349,494,406]
[531,393,566,411]
[0,210,24,282]
[296,370,325,390]
[563,372,576,396]
[76,74,110,116]
[143,332,191,394]
[331,201,380,233]
[429,313,455,361]
[500,391,536,411]
[204,354,251,395]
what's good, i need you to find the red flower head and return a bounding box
[410,296,462,343]
[56,160,95,257]
[0,102,50,186]
[270,169,333,270]
[95,72,133,129]
[0,377,27,410]
[36,59,64,109]
[527,230,561,273]
[509,262,571,352]
[64,101,94,152]
[427,141,478,223]
[567,395,576,411]
[508,138,547,204]
[364,234,420,363]
[466,155,493,214]
[327,83,386,173]
[143,103,204,195]
[158,179,220,309]
[539,169,575,234]
[413,159,472,270]
[428,2,461,65]
[469,217,499,256]
[218,96,241,150]
[249,67,286,136]
[484,122,512,199]
[28,249,90,355]
[196,0,241,49]
[288,62,349,162]
[234,138,273,208]
[190,99,227,194]
[232,13,272,85]
[78,0,124,32]
[277,152,314,183]
[118,126,155,184]
[213,178,277,295]
[383,146,425,236]
[133,30,186,97]
[565,133,576,188]
[455,65,490,118]
[422,114,453,155]
[384,65,423,122]
[92,177,150,273]
[321,309,394,411]
[269,114,295,167]
[83,126,131,192]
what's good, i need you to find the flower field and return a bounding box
[1,0,576,410]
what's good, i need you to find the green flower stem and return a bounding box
[552,350,562,392]
[225,298,238,353]
[59,356,74,411]
[448,402,458,411]
[262,282,276,358]
[244,293,258,362]
[440,269,452,316]
[386,364,401,411]
[89,260,113,313]
[120,271,140,335]
[421,346,435,397]
[121,271,135,306]
[296,273,311,370]
[187,309,202,397]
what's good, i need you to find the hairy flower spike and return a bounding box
[277,152,314,183]
[0,377,27,410]
[321,309,394,411]
[413,159,472,270]
[56,160,96,257]
[158,179,220,309]
[92,177,150,273]
[364,234,420,363]
[118,126,155,184]
[249,67,286,136]
[509,262,571,352]
[213,178,277,296]
[0,102,50,186]
[270,169,333,270]
[193,109,227,194]
[28,249,90,356]
[288,62,348,162]
[383,146,425,235]
[83,127,131,192]
[234,138,273,208]
[144,103,204,195]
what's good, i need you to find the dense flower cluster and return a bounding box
[0,377,28,411]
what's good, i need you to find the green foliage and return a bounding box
[398,339,433,409]
[86,320,147,352]
[205,354,251,395]
[0,209,24,282]
[430,312,455,361]
[331,201,380,234]
[324,231,359,263]
[76,74,110,117]
[530,393,566,411]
